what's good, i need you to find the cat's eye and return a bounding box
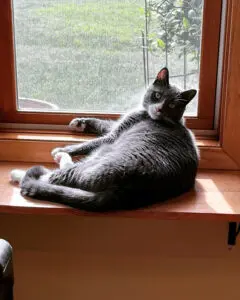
[168,103,175,109]
[155,92,161,99]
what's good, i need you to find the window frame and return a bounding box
[0,0,239,172]
[0,0,222,130]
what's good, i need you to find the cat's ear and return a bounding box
[179,89,197,104]
[154,67,169,87]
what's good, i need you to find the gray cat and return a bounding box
[16,67,199,211]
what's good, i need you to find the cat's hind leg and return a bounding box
[20,165,116,211]
[20,179,115,211]
[10,165,50,184]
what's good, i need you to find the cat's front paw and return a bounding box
[51,147,66,157]
[69,118,87,132]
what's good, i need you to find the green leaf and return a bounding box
[183,17,190,29]
[157,38,165,49]
[138,7,145,15]
[175,0,183,7]
[148,32,157,39]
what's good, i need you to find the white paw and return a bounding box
[54,152,64,164]
[69,118,86,132]
[54,152,71,164]
[54,152,73,169]
[10,169,26,183]
[51,147,65,157]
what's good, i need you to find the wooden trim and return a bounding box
[0,0,239,172]
[197,0,222,123]
[0,130,219,144]
[199,147,239,170]
[0,112,213,129]
[0,133,238,170]
[1,162,240,220]
[220,0,240,167]
[0,0,222,130]
[219,0,232,142]
[0,1,17,116]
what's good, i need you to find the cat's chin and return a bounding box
[148,108,165,121]
[147,107,162,120]
[148,109,178,125]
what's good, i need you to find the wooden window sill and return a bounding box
[0,162,240,221]
[0,129,217,144]
[0,130,239,170]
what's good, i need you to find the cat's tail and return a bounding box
[20,177,117,212]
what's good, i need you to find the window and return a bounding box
[0,0,222,129]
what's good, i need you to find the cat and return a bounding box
[11,67,199,211]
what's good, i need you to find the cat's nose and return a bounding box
[156,107,162,113]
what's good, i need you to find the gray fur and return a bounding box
[20,67,199,211]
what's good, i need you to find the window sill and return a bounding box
[0,129,239,170]
[0,162,240,221]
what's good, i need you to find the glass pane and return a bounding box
[13,0,203,115]
[147,0,203,115]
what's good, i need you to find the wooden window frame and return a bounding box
[0,0,222,130]
[0,0,239,172]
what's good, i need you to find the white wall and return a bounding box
[0,214,239,300]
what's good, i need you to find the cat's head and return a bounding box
[143,67,197,124]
